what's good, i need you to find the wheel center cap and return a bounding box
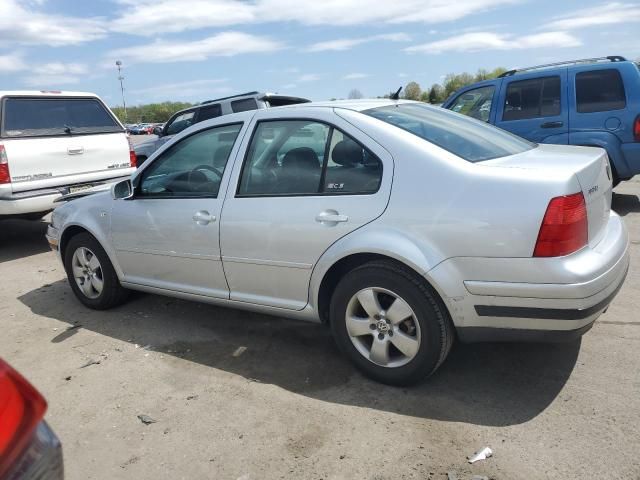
[377,320,389,332]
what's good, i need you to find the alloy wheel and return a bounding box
[345,287,422,368]
[71,247,104,299]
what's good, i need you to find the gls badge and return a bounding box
[588,185,599,195]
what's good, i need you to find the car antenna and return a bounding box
[390,87,402,100]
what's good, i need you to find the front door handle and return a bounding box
[540,121,563,129]
[192,210,215,225]
[315,210,349,225]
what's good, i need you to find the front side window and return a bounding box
[448,85,495,122]
[231,98,259,113]
[139,123,242,198]
[502,76,561,121]
[3,97,121,138]
[166,111,196,136]
[238,120,382,196]
[366,103,534,163]
[576,69,626,113]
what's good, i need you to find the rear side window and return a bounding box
[197,103,222,122]
[2,97,121,138]
[576,69,626,113]
[231,98,258,113]
[237,120,382,196]
[366,103,534,163]
[503,76,561,121]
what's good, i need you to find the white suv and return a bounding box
[0,91,135,220]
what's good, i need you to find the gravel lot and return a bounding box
[1,179,639,480]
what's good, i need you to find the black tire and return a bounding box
[330,260,454,386]
[63,232,129,310]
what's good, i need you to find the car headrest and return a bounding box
[332,139,363,167]
[282,147,320,171]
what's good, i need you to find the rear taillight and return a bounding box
[0,145,10,184]
[534,192,588,257]
[127,138,137,168]
[0,359,47,478]
[634,115,640,142]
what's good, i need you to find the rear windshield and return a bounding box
[365,103,535,162]
[2,97,122,138]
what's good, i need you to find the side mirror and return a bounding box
[111,179,134,200]
[153,126,163,136]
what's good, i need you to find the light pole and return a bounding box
[115,60,127,123]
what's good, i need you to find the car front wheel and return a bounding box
[330,260,454,386]
[63,232,129,310]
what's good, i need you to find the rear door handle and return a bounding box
[192,210,216,225]
[540,121,563,129]
[67,146,84,155]
[315,211,349,224]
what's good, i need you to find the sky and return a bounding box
[1,0,639,106]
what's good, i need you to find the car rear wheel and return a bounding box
[330,260,454,386]
[63,233,129,310]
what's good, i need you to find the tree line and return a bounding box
[111,101,193,124]
[393,67,507,103]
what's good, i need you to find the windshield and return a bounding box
[365,103,535,162]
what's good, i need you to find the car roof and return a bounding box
[277,99,417,112]
[0,90,100,97]
[191,99,425,131]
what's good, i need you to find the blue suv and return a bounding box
[443,56,640,184]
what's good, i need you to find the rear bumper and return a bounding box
[0,175,129,216]
[428,211,630,342]
[7,421,64,480]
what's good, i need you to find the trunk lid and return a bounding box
[484,144,612,247]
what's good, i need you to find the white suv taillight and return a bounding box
[0,358,47,478]
[0,145,10,184]
[127,138,137,168]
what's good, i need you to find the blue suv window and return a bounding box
[503,76,561,121]
[576,69,626,113]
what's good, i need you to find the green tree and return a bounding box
[419,91,429,102]
[403,81,422,101]
[111,101,194,124]
[428,84,444,104]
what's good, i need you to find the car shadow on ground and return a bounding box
[612,192,640,217]
[0,218,50,263]
[19,280,580,427]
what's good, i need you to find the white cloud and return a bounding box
[112,0,255,35]
[0,0,105,46]
[0,53,27,73]
[107,32,284,64]
[112,0,519,34]
[406,31,581,54]
[130,79,231,100]
[281,83,297,89]
[546,2,640,30]
[298,73,321,82]
[23,62,90,87]
[343,73,369,80]
[307,33,410,52]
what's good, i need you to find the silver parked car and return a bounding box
[46,100,629,385]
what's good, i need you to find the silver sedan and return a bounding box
[46,100,629,385]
